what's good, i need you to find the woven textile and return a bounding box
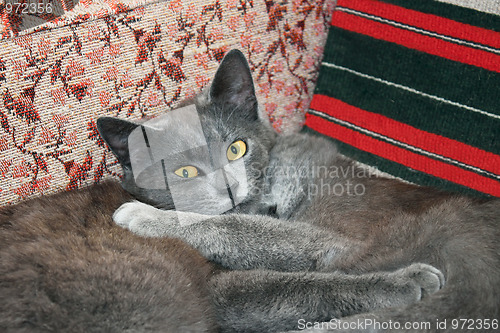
[0,0,335,205]
[305,0,500,197]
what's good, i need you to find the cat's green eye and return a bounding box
[227,140,247,161]
[174,166,199,178]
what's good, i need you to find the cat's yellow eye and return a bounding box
[174,166,199,178]
[227,140,247,161]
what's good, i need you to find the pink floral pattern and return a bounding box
[0,0,335,204]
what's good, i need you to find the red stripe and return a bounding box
[331,10,500,73]
[305,112,500,197]
[310,94,500,175]
[336,0,500,49]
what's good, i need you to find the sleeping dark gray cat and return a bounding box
[97,50,499,332]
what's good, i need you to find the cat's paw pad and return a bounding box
[113,201,177,237]
[397,263,445,300]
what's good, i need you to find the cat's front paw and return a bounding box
[113,201,179,237]
[394,263,445,300]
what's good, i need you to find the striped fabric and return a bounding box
[304,0,500,197]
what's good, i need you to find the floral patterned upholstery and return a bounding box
[0,0,334,204]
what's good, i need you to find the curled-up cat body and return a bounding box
[100,49,500,332]
[0,183,442,333]
[0,54,444,333]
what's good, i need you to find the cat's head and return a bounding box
[97,50,276,214]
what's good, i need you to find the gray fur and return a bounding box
[100,50,500,332]
[0,181,217,333]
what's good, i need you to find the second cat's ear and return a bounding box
[97,117,139,168]
[210,49,257,112]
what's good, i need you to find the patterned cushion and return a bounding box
[305,0,500,197]
[0,0,335,204]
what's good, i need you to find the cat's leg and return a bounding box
[211,263,444,333]
[113,201,347,271]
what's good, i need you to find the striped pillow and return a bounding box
[305,0,500,197]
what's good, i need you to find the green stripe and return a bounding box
[314,62,500,155]
[379,0,500,32]
[301,126,490,198]
[322,27,500,116]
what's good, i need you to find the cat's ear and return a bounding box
[210,49,257,115]
[97,117,139,168]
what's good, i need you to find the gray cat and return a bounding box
[97,50,499,332]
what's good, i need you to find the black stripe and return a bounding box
[141,126,151,147]
[141,125,156,163]
[160,159,171,192]
[222,170,236,209]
